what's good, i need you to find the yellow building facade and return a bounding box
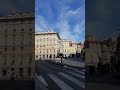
[0,13,35,80]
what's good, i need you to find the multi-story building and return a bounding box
[0,13,35,80]
[35,30,63,60]
[85,35,102,74]
[61,40,78,57]
[85,35,118,74]
[35,30,83,60]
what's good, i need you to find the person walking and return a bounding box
[49,55,52,60]
[11,71,15,80]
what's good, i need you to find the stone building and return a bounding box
[85,35,118,74]
[61,40,77,57]
[35,31,82,60]
[85,41,101,74]
[0,13,35,80]
[35,30,63,60]
[85,35,102,74]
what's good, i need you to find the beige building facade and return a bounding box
[0,13,35,80]
[61,40,78,57]
[35,31,63,60]
[35,31,82,60]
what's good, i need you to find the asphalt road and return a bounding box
[35,60,85,90]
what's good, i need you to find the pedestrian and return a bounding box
[49,55,51,60]
[11,71,15,80]
[39,57,41,61]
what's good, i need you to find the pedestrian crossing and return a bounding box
[48,74,74,90]
[67,71,85,79]
[66,66,85,75]
[37,75,48,87]
[58,72,85,88]
[36,69,85,90]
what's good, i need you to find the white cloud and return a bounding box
[35,0,85,42]
[35,15,49,31]
[67,8,81,16]
[74,19,85,34]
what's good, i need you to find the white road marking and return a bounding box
[66,66,85,75]
[81,69,85,72]
[48,74,74,90]
[37,75,48,87]
[58,72,85,88]
[70,67,85,74]
[74,70,85,75]
[67,71,85,79]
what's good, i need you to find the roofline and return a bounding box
[0,13,34,21]
[35,32,61,40]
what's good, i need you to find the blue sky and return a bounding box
[35,0,85,42]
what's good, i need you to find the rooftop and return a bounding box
[0,12,34,20]
[35,30,57,34]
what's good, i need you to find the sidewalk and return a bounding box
[86,82,120,90]
[86,72,120,90]
[0,80,34,90]
[49,58,85,71]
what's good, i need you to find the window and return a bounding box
[11,68,14,71]
[43,55,45,58]
[4,35,8,45]
[12,47,15,51]
[47,49,48,53]
[5,30,8,33]
[3,56,7,65]
[4,47,7,52]
[13,29,16,32]
[2,69,6,77]
[29,28,32,32]
[21,20,24,24]
[20,55,23,65]
[11,55,15,65]
[28,55,32,64]
[19,68,23,77]
[13,35,16,39]
[21,34,24,39]
[21,29,24,32]
[36,55,38,58]
[4,35,8,39]
[20,42,24,45]
[29,34,32,39]
[20,47,24,51]
[28,67,31,76]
